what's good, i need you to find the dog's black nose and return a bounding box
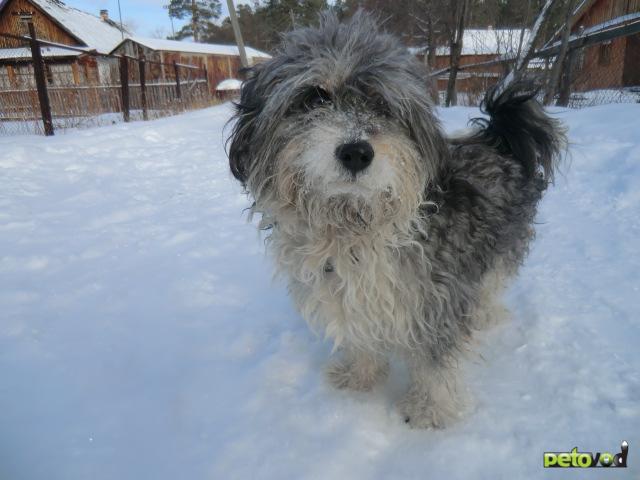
[336,141,374,174]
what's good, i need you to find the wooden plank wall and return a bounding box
[569,0,640,91]
[573,36,627,90]
[111,40,244,93]
[573,0,640,29]
[0,0,80,48]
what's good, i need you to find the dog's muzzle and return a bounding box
[335,141,374,174]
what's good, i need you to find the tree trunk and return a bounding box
[445,0,468,107]
[544,0,575,105]
[497,0,555,93]
[556,48,574,106]
[425,17,439,105]
[191,0,198,42]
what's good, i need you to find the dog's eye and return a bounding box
[302,87,332,110]
[372,96,390,116]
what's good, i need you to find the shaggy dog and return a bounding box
[227,12,565,428]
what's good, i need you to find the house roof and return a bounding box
[578,11,640,35]
[216,78,242,91]
[113,36,271,60]
[410,28,530,57]
[547,0,623,43]
[540,10,640,53]
[0,45,81,60]
[0,0,128,53]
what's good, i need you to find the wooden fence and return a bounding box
[0,22,219,136]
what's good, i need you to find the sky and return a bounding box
[62,0,252,38]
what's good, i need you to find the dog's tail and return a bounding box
[469,81,566,187]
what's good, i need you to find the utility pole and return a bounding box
[226,0,249,68]
[117,0,124,38]
[20,14,54,135]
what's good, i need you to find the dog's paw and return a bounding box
[326,357,388,392]
[397,388,461,429]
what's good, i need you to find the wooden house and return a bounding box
[0,0,127,88]
[412,28,527,100]
[567,0,640,91]
[110,37,270,93]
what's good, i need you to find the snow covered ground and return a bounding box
[1,103,638,479]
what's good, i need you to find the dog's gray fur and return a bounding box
[227,11,565,428]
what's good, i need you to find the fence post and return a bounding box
[203,66,209,93]
[138,55,148,121]
[173,61,181,99]
[119,56,130,122]
[26,20,54,136]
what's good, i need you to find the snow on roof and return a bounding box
[120,37,271,60]
[25,0,127,54]
[433,29,530,56]
[578,11,640,35]
[216,78,242,91]
[543,12,640,52]
[0,46,81,60]
[407,46,426,55]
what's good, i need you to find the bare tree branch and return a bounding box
[497,0,556,93]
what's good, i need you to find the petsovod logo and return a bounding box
[543,441,628,468]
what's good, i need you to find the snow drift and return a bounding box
[0,103,638,479]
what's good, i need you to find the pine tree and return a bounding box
[166,0,222,42]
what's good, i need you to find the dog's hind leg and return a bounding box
[398,352,466,429]
[472,265,512,330]
[326,347,389,392]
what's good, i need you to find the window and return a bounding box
[14,64,35,88]
[0,67,11,89]
[575,49,586,72]
[49,64,75,85]
[598,42,612,66]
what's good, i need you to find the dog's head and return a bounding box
[228,11,447,231]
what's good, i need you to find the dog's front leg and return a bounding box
[399,352,466,429]
[326,347,389,392]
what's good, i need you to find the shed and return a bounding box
[412,28,528,99]
[215,77,241,100]
[565,0,640,91]
[110,37,270,93]
[0,0,127,88]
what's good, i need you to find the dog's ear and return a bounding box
[228,66,264,185]
[401,87,449,179]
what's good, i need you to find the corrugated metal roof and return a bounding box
[118,37,271,59]
[542,11,640,52]
[0,46,81,60]
[411,29,530,56]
